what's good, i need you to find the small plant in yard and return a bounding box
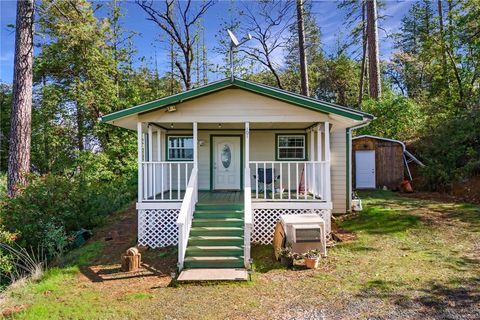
[0,243,47,284]
[303,249,321,269]
[277,244,299,268]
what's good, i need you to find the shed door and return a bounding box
[355,150,376,189]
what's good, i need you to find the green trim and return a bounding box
[209,134,243,191]
[101,79,232,122]
[101,78,373,123]
[346,129,351,211]
[165,134,194,161]
[233,80,368,121]
[275,133,308,161]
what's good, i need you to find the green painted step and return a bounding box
[184,256,244,269]
[188,236,244,246]
[190,227,243,237]
[195,204,244,211]
[186,246,243,257]
[192,218,244,228]
[194,211,243,219]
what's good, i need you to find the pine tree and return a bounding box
[8,0,34,196]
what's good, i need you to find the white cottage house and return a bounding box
[101,78,373,272]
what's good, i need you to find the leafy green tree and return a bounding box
[358,94,425,141]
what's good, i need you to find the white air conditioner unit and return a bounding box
[279,214,327,257]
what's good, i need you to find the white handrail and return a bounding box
[176,168,198,270]
[140,161,194,201]
[244,167,253,268]
[249,161,329,201]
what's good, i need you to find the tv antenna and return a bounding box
[227,29,252,81]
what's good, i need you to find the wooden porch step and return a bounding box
[186,245,243,257]
[190,227,243,237]
[188,236,244,246]
[184,256,245,269]
[192,218,244,228]
[177,268,248,281]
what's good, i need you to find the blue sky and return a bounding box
[0,0,413,84]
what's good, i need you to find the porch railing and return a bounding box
[249,161,328,201]
[140,161,194,201]
[177,168,198,270]
[243,167,253,268]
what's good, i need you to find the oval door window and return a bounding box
[221,144,231,168]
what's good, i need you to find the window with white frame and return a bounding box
[167,136,193,160]
[277,135,306,160]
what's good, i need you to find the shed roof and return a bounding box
[100,78,374,123]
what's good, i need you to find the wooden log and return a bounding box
[121,247,141,272]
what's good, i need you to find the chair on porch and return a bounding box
[253,168,280,195]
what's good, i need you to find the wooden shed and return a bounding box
[352,135,406,190]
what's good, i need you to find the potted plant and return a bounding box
[303,249,321,269]
[277,246,294,268]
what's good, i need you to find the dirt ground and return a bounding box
[2,191,479,319]
[77,203,177,296]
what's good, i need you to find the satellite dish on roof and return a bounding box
[226,29,252,81]
[227,29,239,47]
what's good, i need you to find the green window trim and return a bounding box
[275,133,308,161]
[165,135,194,161]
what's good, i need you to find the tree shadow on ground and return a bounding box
[79,246,177,283]
[355,276,480,319]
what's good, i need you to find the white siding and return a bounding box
[330,129,347,214]
[138,89,331,124]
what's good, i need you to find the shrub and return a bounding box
[0,153,136,261]
[358,94,425,141]
[417,109,480,190]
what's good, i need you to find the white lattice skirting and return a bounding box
[138,209,180,248]
[252,209,331,244]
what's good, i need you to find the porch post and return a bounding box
[137,122,143,202]
[148,125,153,161]
[317,125,322,199]
[157,130,161,161]
[317,125,322,161]
[324,121,332,202]
[193,122,198,170]
[310,129,315,161]
[245,122,250,166]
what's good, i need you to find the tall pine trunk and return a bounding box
[296,0,309,96]
[8,0,34,197]
[366,0,381,99]
[437,0,449,96]
[358,1,367,105]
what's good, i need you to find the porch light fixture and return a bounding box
[166,105,176,112]
[170,123,174,128]
[218,123,222,128]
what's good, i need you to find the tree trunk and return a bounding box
[358,1,367,105]
[437,0,449,95]
[296,0,309,96]
[8,0,34,197]
[366,0,381,99]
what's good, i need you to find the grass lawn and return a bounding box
[1,190,479,319]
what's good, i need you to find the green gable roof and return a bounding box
[100,78,374,123]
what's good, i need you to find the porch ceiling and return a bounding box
[152,122,317,131]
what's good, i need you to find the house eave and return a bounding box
[100,78,374,125]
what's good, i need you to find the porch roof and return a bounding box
[100,78,374,124]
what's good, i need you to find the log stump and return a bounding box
[121,247,141,272]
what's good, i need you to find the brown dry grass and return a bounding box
[1,190,479,319]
